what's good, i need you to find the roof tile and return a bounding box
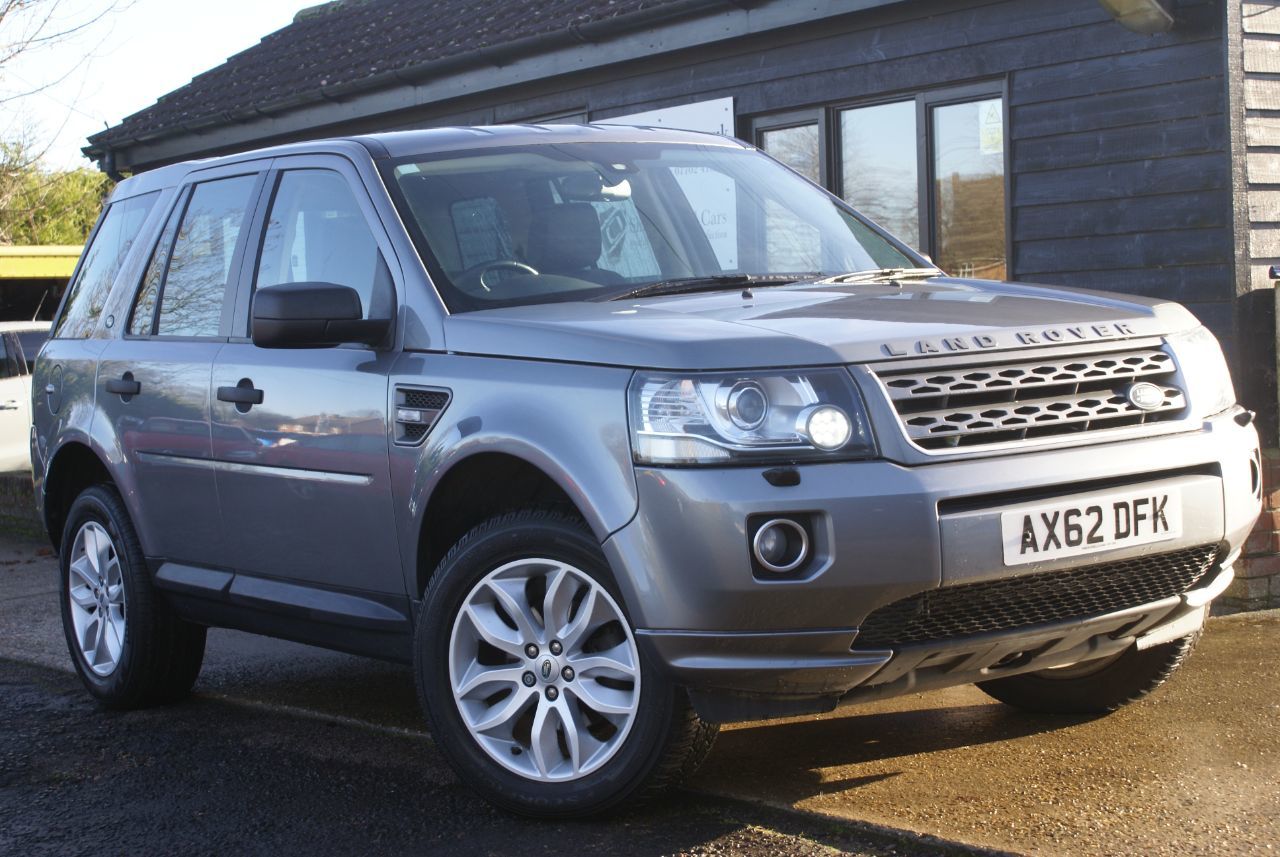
[90,0,692,148]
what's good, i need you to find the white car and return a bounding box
[0,321,50,472]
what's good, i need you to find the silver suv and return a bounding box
[31,125,1261,817]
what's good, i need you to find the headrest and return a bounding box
[526,203,602,273]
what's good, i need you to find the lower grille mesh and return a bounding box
[854,545,1219,649]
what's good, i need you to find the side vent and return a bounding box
[394,385,451,446]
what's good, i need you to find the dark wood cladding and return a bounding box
[577,0,1233,330]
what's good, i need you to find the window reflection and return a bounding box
[258,170,392,320]
[840,101,919,249]
[156,175,256,337]
[55,193,157,339]
[760,124,820,184]
[933,98,1006,280]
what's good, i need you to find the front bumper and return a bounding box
[604,408,1260,721]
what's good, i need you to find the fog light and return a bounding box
[797,404,852,451]
[752,518,810,573]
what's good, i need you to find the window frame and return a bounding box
[51,189,161,341]
[126,166,270,342]
[750,79,1012,277]
[231,154,402,348]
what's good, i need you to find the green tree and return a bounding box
[0,138,110,244]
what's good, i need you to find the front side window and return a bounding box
[256,169,393,321]
[54,191,158,339]
[386,142,913,312]
[155,175,257,337]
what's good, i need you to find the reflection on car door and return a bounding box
[97,166,267,564]
[211,157,402,595]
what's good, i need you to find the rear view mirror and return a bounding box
[557,172,632,202]
[251,282,390,348]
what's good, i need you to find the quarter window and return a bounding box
[54,192,158,339]
[156,175,257,337]
[256,170,392,321]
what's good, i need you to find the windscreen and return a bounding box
[386,142,917,311]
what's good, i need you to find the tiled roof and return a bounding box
[88,0,695,148]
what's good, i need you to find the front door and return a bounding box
[211,157,402,594]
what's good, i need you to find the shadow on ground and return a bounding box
[0,659,989,857]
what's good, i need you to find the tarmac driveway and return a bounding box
[2,533,1276,855]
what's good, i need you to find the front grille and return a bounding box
[853,544,1219,649]
[873,347,1186,450]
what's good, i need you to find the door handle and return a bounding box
[0,400,17,411]
[106,373,141,398]
[217,380,264,411]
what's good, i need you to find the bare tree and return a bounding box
[0,1,123,244]
[0,1,122,96]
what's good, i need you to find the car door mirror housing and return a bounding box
[251,282,390,348]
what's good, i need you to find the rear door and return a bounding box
[211,154,403,594]
[97,164,268,565]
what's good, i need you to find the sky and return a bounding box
[3,0,311,170]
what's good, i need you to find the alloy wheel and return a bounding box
[448,558,641,782]
[67,521,127,677]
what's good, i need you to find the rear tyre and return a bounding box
[415,509,718,818]
[976,632,1200,715]
[59,484,207,709]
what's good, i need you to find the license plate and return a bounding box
[1000,490,1182,566]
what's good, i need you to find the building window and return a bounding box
[754,82,1007,279]
[932,97,1007,280]
[840,100,919,250]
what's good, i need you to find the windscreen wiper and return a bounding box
[818,267,941,285]
[603,273,820,302]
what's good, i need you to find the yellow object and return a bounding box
[0,246,82,279]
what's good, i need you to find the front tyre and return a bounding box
[59,484,207,709]
[976,631,1200,715]
[415,510,717,817]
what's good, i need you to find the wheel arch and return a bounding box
[414,450,599,599]
[41,438,115,551]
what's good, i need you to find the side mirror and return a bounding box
[251,282,390,349]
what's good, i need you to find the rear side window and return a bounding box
[54,192,158,339]
[154,175,257,337]
[255,169,392,320]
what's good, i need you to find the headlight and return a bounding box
[628,369,876,465]
[1167,326,1237,418]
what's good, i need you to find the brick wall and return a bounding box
[1221,448,1280,612]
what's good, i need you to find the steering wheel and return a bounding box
[475,260,540,292]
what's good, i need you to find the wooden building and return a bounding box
[84,0,1280,606]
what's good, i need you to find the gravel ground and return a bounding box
[4,534,1278,855]
[0,658,980,857]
